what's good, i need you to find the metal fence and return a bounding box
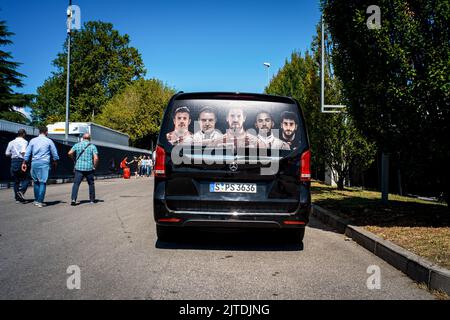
[0,120,40,136]
[0,121,152,182]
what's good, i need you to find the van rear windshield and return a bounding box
[161,98,305,154]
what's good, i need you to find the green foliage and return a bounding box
[323,0,449,200]
[321,114,376,190]
[266,26,376,189]
[266,51,324,170]
[0,110,28,124]
[0,19,33,114]
[97,79,175,148]
[32,21,146,123]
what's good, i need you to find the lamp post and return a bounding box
[263,62,270,88]
[320,16,345,113]
[65,1,72,141]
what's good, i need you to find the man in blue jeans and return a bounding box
[22,126,59,208]
[68,133,99,205]
[5,129,29,203]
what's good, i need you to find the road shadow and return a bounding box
[77,199,105,205]
[307,216,342,233]
[20,199,35,204]
[155,229,304,251]
[43,201,63,207]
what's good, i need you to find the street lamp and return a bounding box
[65,1,81,141]
[263,62,270,87]
[65,1,73,141]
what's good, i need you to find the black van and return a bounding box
[153,92,311,242]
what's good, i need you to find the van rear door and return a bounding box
[158,93,309,215]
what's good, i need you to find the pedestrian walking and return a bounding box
[68,133,99,205]
[22,126,59,208]
[5,129,29,203]
[120,156,131,179]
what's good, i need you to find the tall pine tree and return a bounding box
[0,19,33,123]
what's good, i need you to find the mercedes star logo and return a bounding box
[229,162,238,172]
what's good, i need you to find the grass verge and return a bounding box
[311,181,450,270]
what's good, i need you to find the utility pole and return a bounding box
[65,0,73,141]
[321,16,345,113]
[321,15,346,187]
[263,62,271,89]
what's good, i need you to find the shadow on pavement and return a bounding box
[77,199,105,205]
[307,216,342,234]
[155,229,304,252]
[43,201,63,207]
[312,184,450,228]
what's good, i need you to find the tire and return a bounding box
[284,228,305,243]
[156,225,177,242]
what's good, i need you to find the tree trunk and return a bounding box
[337,176,345,190]
[361,172,365,190]
[397,169,403,196]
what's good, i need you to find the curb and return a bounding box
[0,174,122,189]
[312,204,450,296]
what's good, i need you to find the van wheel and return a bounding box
[284,228,305,243]
[156,225,176,242]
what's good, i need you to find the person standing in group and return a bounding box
[138,156,144,177]
[140,156,147,177]
[147,155,153,177]
[68,133,99,206]
[5,129,29,203]
[22,126,59,208]
[127,156,139,178]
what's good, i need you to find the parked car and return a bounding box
[153,92,311,242]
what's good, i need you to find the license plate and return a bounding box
[210,182,257,193]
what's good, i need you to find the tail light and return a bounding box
[300,150,311,182]
[283,220,306,225]
[158,218,181,223]
[154,145,166,177]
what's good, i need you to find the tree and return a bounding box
[32,21,146,123]
[322,0,449,202]
[0,19,33,123]
[266,51,326,175]
[322,114,376,190]
[266,26,376,190]
[96,79,175,148]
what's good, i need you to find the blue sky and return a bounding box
[2,0,321,95]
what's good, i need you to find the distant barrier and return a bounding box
[0,130,151,182]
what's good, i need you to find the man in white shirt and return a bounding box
[192,107,223,145]
[5,129,29,203]
[210,108,267,149]
[280,111,300,150]
[166,106,194,145]
[255,111,290,150]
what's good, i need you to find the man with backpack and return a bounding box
[6,129,30,203]
[68,133,99,205]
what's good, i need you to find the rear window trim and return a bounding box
[174,92,295,104]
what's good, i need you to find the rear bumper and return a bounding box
[153,198,311,230]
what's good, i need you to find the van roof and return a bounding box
[173,92,296,104]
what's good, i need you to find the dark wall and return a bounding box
[1,131,150,181]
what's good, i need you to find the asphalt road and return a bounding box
[0,178,434,299]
